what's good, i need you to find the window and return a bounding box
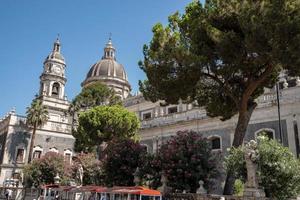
[64,149,72,163]
[208,136,222,151]
[167,106,178,114]
[16,149,24,163]
[255,129,274,140]
[64,153,71,162]
[51,82,60,97]
[294,122,300,158]
[49,147,58,153]
[142,112,152,120]
[141,144,149,152]
[33,150,42,159]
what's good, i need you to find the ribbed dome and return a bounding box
[81,38,131,99]
[86,59,127,81]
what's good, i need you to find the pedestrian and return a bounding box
[5,189,12,200]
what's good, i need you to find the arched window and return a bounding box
[49,147,58,153]
[32,146,43,160]
[51,82,60,97]
[255,128,275,140]
[208,136,222,151]
[141,144,149,153]
[64,149,72,163]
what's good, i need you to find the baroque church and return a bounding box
[0,38,300,187]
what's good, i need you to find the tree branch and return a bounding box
[244,63,275,100]
[202,72,239,107]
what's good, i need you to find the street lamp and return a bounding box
[276,82,283,143]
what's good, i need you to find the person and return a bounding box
[5,189,12,200]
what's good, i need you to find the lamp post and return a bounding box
[276,82,283,143]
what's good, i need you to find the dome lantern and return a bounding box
[103,37,116,60]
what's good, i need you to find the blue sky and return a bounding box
[0,0,199,117]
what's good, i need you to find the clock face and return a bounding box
[53,65,61,74]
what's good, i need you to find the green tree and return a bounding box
[154,131,219,193]
[139,0,300,193]
[70,82,122,151]
[224,136,300,199]
[74,105,140,152]
[26,98,48,163]
[23,152,71,187]
[70,81,121,114]
[102,138,147,186]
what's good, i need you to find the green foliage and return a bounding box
[72,153,102,185]
[26,98,49,128]
[139,0,300,120]
[233,179,244,196]
[139,1,300,193]
[225,136,300,199]
[23,152,70,187]
[224,146,246,182]
[71,81,121,112]
[26,97,49,163]
[102,138,147,186]
[74,105,140,152]
[155,131,219,193]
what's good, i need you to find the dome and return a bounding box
[85,58,127,82]
[81,38,131,99]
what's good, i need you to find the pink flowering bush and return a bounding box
[154,130,219,192]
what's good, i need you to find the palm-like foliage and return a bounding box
[26,98,48,163]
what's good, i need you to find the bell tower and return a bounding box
[40,38,66,99]
[38,38,71,126]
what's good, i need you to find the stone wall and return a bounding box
[166,193,299,200]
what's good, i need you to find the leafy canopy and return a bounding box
[26,98,48,128]
[224,136,300,199]
[23,152,71,187]
[139,0,300,120]
[74,105,140,152]
[102,138,147,187]
[154,131,219,193]
[70,81,121,113]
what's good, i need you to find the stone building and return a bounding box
[83,39,300,159]
[0,39,74,186]
[1,37,300,189]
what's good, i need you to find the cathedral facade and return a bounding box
[0,39,74,186]
[0,38,300,188]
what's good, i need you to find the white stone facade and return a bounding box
[0,39,75,186]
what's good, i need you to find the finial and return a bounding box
[56,33,60,43]
[109,32,112,41]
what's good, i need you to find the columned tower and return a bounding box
[40,38,67,99]
[39,38,71,125]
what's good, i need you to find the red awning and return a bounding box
[110,186,161,196]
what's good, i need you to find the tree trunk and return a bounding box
[28,123,37,163]
[223,103,256,195]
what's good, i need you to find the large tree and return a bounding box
[139,0,300,194]
[102,138,147,186]
[70,82,122,151]
[26,98,48,163]
[154,131,219,193]
[23,152,71,187]
[74,105,140,152]
[70,81,121,114]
